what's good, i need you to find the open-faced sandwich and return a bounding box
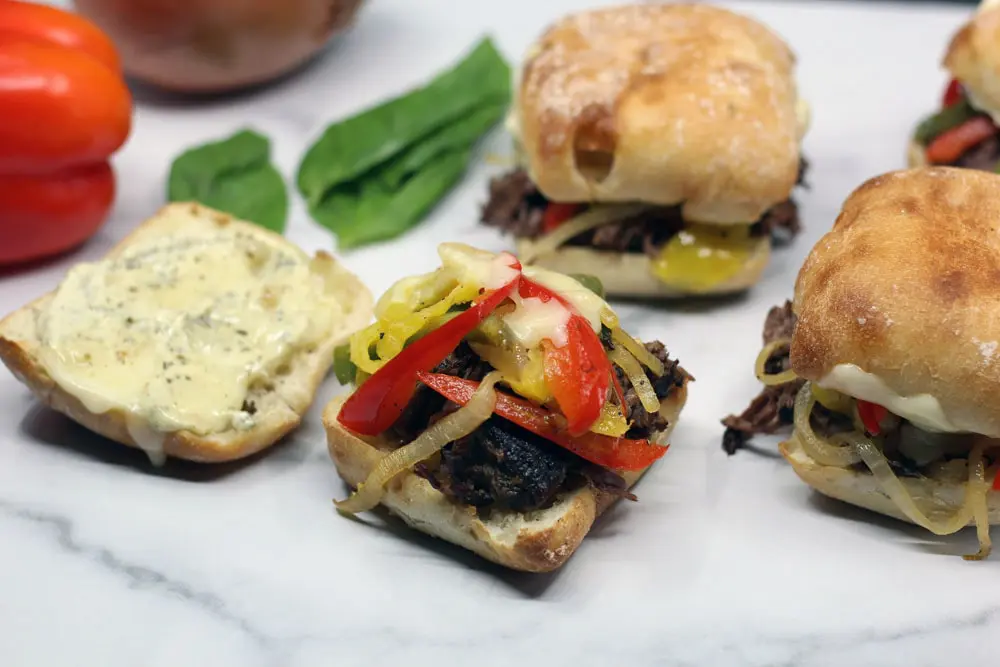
[324,243,690,572]
[0,202,372,464]
[481,3,810,298]
[724,167,1000,559]
[910,0,1000,170]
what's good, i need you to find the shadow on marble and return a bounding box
[610,291,753,321]
[806,492,995,560]
[339,504,565,598]
[18,404,295,482]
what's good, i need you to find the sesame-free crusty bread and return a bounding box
[780,437,1000,527]
[791,167,1000,438]
[0,202,373,463]
[945,4,1000,119]
[512,3,806,224]
[514,234,771,298]
[323,384,687,572]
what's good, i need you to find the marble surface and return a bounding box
[1,1,996,665]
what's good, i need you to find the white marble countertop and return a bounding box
[2,1,996,665]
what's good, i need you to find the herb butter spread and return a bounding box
[35,211,344,460]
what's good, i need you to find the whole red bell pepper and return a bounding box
[519,277,612,435]
[338,257,521,435]
[0,0,132,266]
[417,372,667,471]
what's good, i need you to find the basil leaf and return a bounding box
[311,147,472,249]
[379,101,507,189]
[296,37,509,207]
[168,129,288,233]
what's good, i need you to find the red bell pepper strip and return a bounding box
[925,116,996,164]
[519,277,611,435]
[338,257,521,436]
[942,78,963,108]
[857,400,888,436]
[417,372,668,471]
[542,202,584,233]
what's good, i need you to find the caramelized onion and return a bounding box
[611,327,664,377]
[793,383,861,467]
[608,346,660,414]
[335,372,500,514]
[755,338,796,385]
[521,205,650,263]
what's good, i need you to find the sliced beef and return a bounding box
[721,300,803,454]
[954,134,1000,172]
[480,160,808,250]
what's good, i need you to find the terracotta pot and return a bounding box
[71,0,364,93]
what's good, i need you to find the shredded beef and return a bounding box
[754,199,800,242]
[391,342,490,443]
[480,169,546,238]
[953,134,1000,172]
[480,159,808,252]
[616,341,690,438]
[721,300,803,454]
[398,339,688,511]
[428,417,571,512]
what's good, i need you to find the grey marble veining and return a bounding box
[1,1,995,665]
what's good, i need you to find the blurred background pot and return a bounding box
[70,0,364,94]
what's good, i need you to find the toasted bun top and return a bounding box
[945,4,1000,120]
[512,3,805,224]
[791,167,1000,436]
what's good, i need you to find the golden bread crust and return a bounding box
[323,384,687,572]
[515,3,803,223]
[945,7,1000,118]
[0,202,373,463]
[791,167,1000,436]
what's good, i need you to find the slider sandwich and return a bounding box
[482,3,810,298]
[726,167,1000,559]
[325,243,690,572]
[910,0,1000,170]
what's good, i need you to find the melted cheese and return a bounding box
[504,296,571,348]
[36,214,342,463]
[817,364,965,434]
[796,97,811,140]
[431,243,612,349]
[438,243,520,290]
[522,265,608,332]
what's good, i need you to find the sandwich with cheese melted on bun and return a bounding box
[726,167,1000,560]
[324,243,690,572]
[481,3,810,298]
[910,0,1000,170]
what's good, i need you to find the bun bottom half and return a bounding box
[779,435,1000,526]
[323,384,688,572]
[515,237,770,299]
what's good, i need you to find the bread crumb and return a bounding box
[857,317,867,325]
